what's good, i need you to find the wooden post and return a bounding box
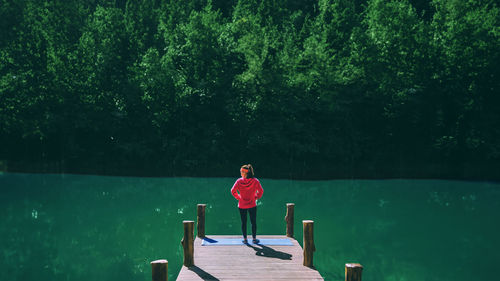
[151,259,168,281]
[345,263,363,281]
[285,203,294,237]
[197,204,206,238]
[181,220,194,267]
[303,220,315,267]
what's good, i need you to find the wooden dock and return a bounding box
[150,203,364,281]
[175,235,324,280]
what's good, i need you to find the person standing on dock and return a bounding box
[231,164,264,244]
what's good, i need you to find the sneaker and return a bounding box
[242,238,248,244]
[252,238,260,244]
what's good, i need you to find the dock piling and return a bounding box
[345,263,363,281]
[197,204,206,238]
[285,203,295,237]
[181,220,194,267]
[153,204,359,280]
[303,220,315,267]
[151,259,168,281]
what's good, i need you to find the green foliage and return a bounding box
[430,0,500,160]
[0,0,499,179]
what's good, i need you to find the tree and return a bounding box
[158,4,243,174]
[430,0,500,169]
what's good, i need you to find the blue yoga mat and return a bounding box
[201,237,293,246]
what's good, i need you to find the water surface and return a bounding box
[1,173,499,280]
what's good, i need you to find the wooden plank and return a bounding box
[176,235,324,281]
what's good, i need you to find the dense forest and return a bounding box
[1,0,499,179]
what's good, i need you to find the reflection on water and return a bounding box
[1,173,499,281]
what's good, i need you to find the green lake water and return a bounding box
[1,172,499,281]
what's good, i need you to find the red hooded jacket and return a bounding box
[231,177,264,209]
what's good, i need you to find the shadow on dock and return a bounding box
[188,266,220,280]
[166,204,363,280]
[246,244,292,260]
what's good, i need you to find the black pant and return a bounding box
[239,207,257,239]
